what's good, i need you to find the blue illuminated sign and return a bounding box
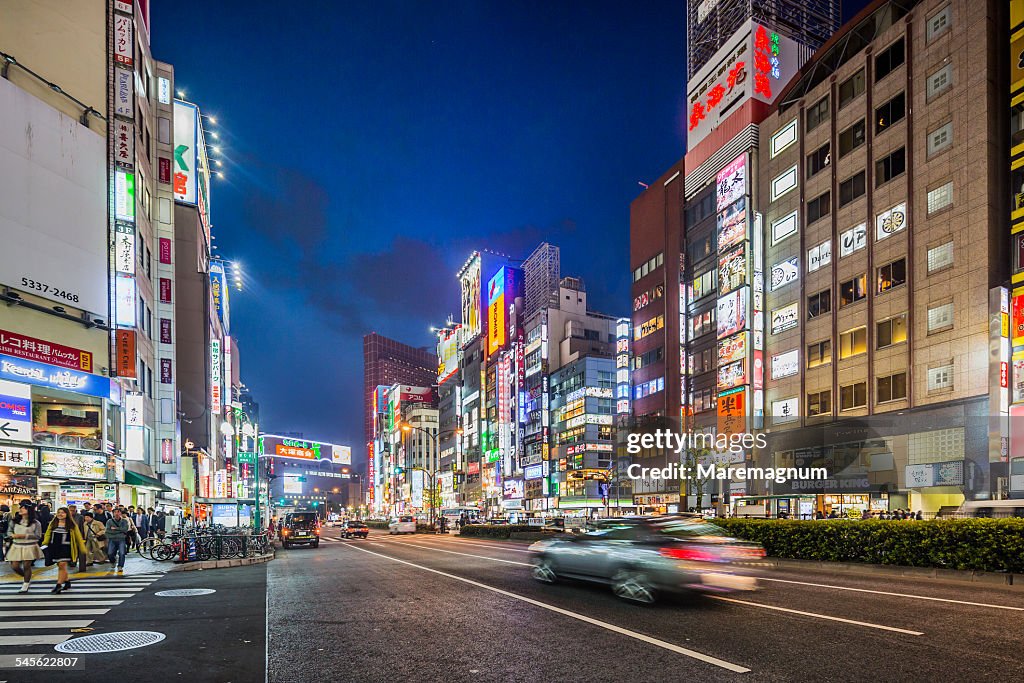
[0,353,112,399]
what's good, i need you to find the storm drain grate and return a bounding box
[154,588,217,597]
[55,631,165,654]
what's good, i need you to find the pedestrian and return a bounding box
[134,507,150,541]
[144,508,156,538]
[7,503,43,593]
[104,507,130,572]
[827,509,839,519]
[915,510,923,520]
[35,503,52,537]
[93,504,109,526]
[0,504,10,561]
[153,510,166,539]
[81,512,107,565]
[42,507,86,594]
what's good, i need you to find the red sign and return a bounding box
[161,358,172,384]
[160,318,172,344]
[1002,362,1009,389]
[159,278,172,303]
[467,461,480,475]
[159,238,171,264]
[690,61,746,131]
[161,438,174,465]
[116,330,137,379]
[0,329,93,372]
[717,388,746,435]
[159,157,171,184]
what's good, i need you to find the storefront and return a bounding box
[37,447,112,507]
[123,467,173,510]
[0,443,39,508]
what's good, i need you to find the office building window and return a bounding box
[875,38,905,82]
[877,258,907,294]
[927,64,953,99]
[839,171,866,206]
[927,302,954,333]
[927,5,952,41]
[839,69,866,109]
[927,363,954,391]
[839,274,867,307]
[875,147,906,186]
[807,144,831,178]
[807,239,831,272]
[807,390,832,416]
[806,96,829,132]
[807,288,831,319]
[839,119,866,157]
[876,93,906,134]
[927,121,953,156]
[877,314,908,348]
[840,382,868,410]
[927,182,953,214]
[927,241,954,273]
[807,191,831,224]
[807,340,831,368]
[877,372,908,403]
[839,326,867,359]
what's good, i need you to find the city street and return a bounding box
[267,531,1024,682]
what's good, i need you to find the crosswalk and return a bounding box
[0,573,162,656]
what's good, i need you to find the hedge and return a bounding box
[711,518,1024,573]
[459,524,535,539]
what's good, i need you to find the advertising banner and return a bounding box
[718,243,747,295]
[716,154,746,212]
[718,332,747,365]
[173,100,199,205]
[160,318,172,344]
[0,473,37,497]
[771,302,799,334]
[716,288,747,339]
[0,330,93,372]
[0,353,110,399]
[114,68,134,117]
[487,267,507,356]
[717,197,747,254]
[876,202,907,241]
[210,339,222,413]
[437,325,461,383]
[0,444,36,468]
[39,449,108,480]
[717,388,746,435]
[0,379,31,443]
[717,360,746,391]
[459,254,482,343]
[771,348,800,379]
[0,77,108,314]
[114,13,133,66]
[116,330,136,379]
[770,257,799,291]
[503,478,525,500]
[210,261,230,335]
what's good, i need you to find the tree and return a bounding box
[681,446,717,510]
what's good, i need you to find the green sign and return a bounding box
[237,451,256,465]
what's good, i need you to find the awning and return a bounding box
[124,470,173,492]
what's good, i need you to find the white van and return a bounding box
[388,515,417,534]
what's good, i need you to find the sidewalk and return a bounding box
[0,550,170,582]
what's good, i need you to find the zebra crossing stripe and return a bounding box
[0,635,72,646]
[0,621,94,629]
[0,609,110,617]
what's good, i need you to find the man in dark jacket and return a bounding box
[134,508,150,541]
[105,508,130,572]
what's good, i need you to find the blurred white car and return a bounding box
[388,516,417,534]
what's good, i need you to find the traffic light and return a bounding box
[393,466,404,475]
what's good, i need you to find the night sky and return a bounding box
[151,1,869,460]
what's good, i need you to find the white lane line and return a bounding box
[0,601,122,607]
[397,543,532,566]
[423,538,535,554]
[0,609,109,617]
[710,597,923,635]
[341,542,750,674]
[755,577,1024,612]
[0,635,73,646]
[0,620,94,629]
[0,594,135,600]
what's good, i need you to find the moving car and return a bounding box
[388,515,417,534]
[342,520,369,539]
[280,511,322,548]
[528,515,765,604]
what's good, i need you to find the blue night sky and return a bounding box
[151,1,868,459]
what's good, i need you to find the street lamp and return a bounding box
[398,422,462,526]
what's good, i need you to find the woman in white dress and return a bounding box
[6,503,43,593]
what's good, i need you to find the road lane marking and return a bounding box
[396,542,533,566]
[710,597,923,635]
[0,609,109,617]
[381,535,536,554]
[0,620,94,629]
[755,577,1024,612]
[0,601,122,607]
[0,594,135,600]
[341,542,751,674]
[0,635,72,646]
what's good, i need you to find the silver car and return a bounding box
[528,516,765,604]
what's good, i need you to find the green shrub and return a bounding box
[365,521,390,529]
[711,518,1024,573]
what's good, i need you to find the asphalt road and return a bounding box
[266,531,1024,683]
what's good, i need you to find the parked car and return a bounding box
[388,515,417,534]
[341,520,369,539]
[529,515,765,604]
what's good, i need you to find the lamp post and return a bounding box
[398,422,462,526]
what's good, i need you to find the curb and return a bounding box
[766,557,1023,590]
[168,551,275,572]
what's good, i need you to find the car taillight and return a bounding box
[314,528,320,535]
[659,546,719,562]
[733,546,766,559]
[281,529,290,536]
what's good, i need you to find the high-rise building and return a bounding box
[522,242,561,319]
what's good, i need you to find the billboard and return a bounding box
[437,325,461,384]
[459,254,482,343]
[716,154,746,212]
[210,261,230,335]
[173,100,199,205]
[487,267,507,356]
[717,197,747,254]
[0,76,108,314]
[716,288,747,339]
[0,379,32,443]
[259,435,352,463]
[687,22,804,150]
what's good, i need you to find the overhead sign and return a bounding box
[687,22,803,151]
[0,379,32,443]
[0,353,110,399]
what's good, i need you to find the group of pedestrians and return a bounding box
[1,499,174,594]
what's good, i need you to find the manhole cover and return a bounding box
[154,589,217,597]
[55,631,165,654]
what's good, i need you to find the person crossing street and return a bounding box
[104,507,130,572]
